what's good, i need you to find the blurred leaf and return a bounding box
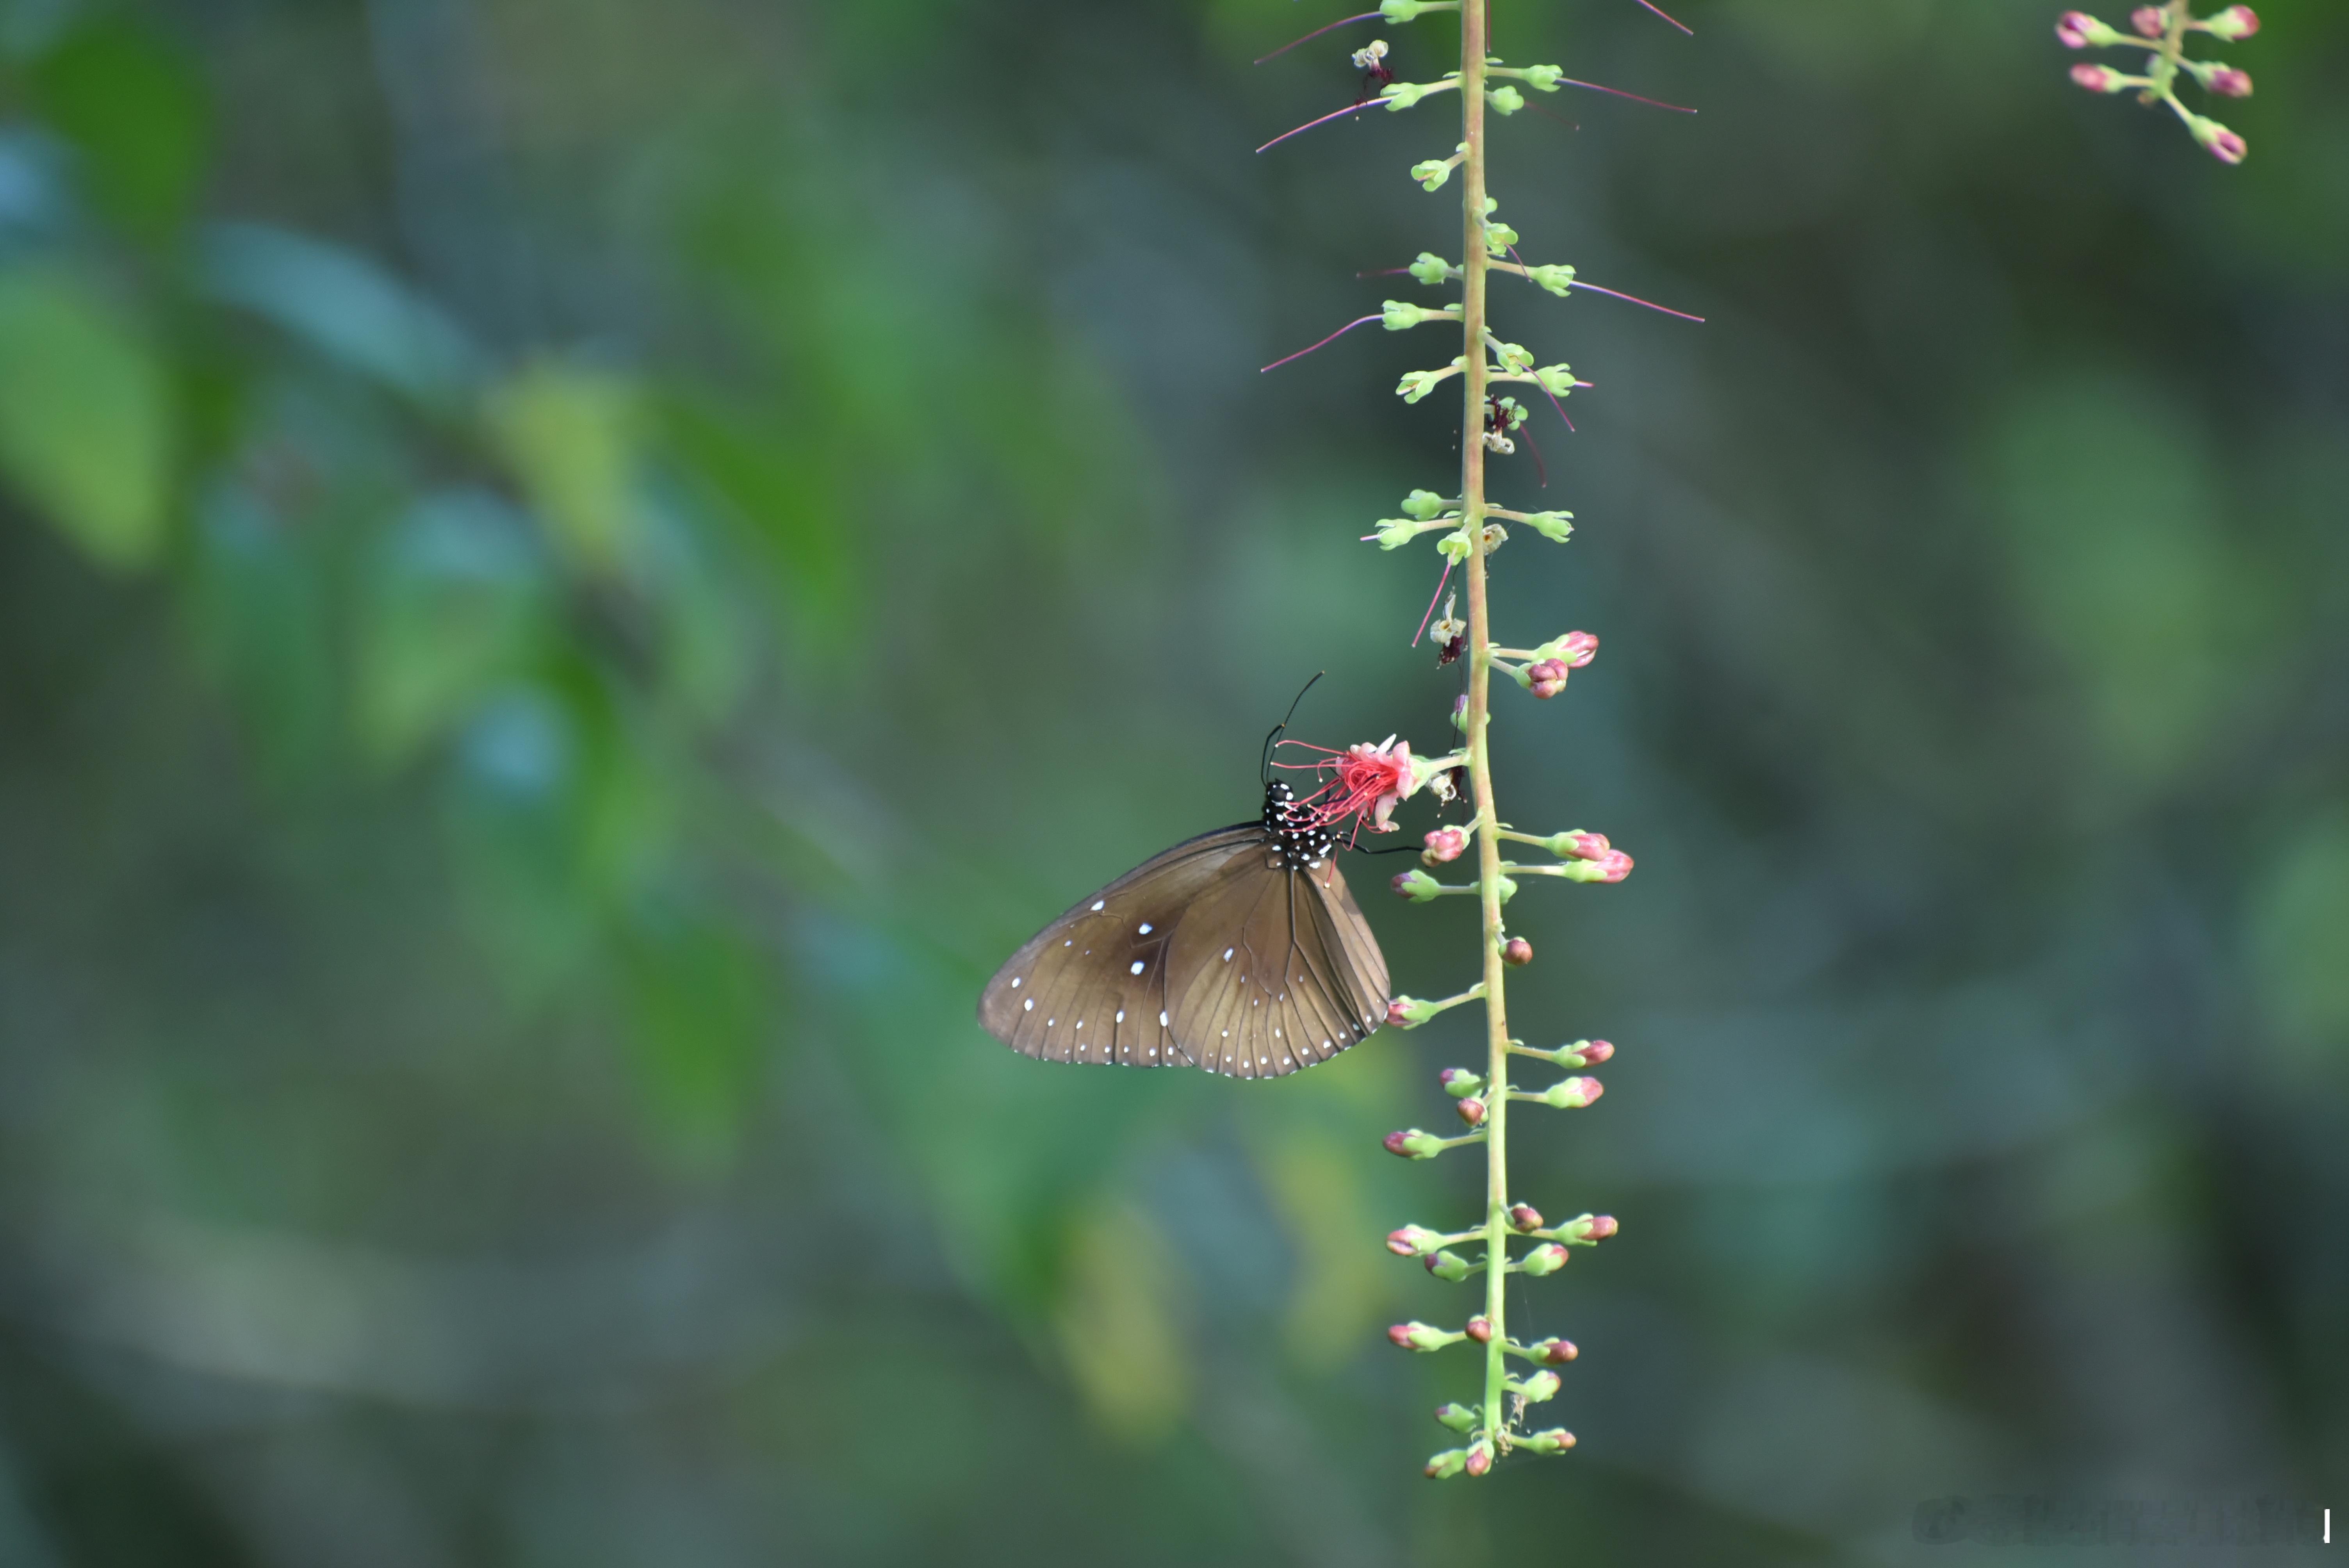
[187,486,336,780]
[1253,1128,1388,1370]
[487,362,645,577]
[1986,374,2242,783]
[1053,1202,1191,1443]
[2249,813,2349,1067]
[620,905,770,1169]
[355,490,545,763]
[25,17,206,242]
[200,224,481,406]
[0,265,173,568]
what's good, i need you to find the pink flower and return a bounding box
[2202,4,2257,39]
[1294,735,1429,840]
[1526,658,1570,699]
[2207,66,2252,97]
[2071,62,2127,91]
[1422,825,1467,863]
[2129,5,2164,37]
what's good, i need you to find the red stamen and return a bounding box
[1412,557,1456,647]
[1571,279,1706,323]
[1631,0,1695,36]
[1556,75,1696,113]
[1255,10,1383,64]
[1262,314,1383,374]
[1256,100,1378,155]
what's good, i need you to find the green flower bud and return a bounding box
[1373,517,1421,549]
[1495,875,1518,903]
[1383,1127,1446,1158]
[1390,868,1444,902]
[1490,340,1534,372]
[1410,159,1455,191]
[1483,221,1520,257]
[1408,252,1457,287]
[1423,1248,1474,1281]
[1435,529,1472,564]
[1519,509,1574,543]
[1402,488,1456,521]
[1515,1368,1562,1402]
[1524,263,1576,297]
[1517,1427,1576,1455]
[1534,363,1577,397]
[1424,1447,1467,1479]
[1388,1319,1458,1350]
[1397,362,1462,404]
[1381,80,1436,110]
[1435,1402,1478,1433]
[1521,63,1564,92]
[1382,299,1442,330]
[1486,84,1525,115]
[1381,0,1447,19]
[1439,1066,1483,1097]
[1518,1242,1570,1275]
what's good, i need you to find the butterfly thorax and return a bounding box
[1262,779,1337,871]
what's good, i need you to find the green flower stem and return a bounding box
[1449,0,1514,1462]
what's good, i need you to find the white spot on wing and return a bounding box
[1092,901,1105,911]
[1116,1010,1125,1023]
[1130,961,1145,975]
[1023,998,1034,1012]
[1223,948,1234,962]
[1011,977,1021,989]
[1138,922,1152,934]
[1159,1011,1169,1026]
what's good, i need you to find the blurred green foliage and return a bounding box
[0,0,2344,1563]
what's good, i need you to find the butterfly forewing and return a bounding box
[979,827,1260,1069]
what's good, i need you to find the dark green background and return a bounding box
[0,0,2342,1562]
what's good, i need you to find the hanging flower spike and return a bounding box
[2055,0,2264,162]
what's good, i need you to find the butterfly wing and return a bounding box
[979,826,1262,1068]
[1165,853,1390,1079]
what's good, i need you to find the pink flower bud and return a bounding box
[1422,825,1468,864]
[1518,1427,1576,1454]
[1502,936,1533,967]
[1577,1213,1620,1241]
[2191,114,2247,162]
[1464,1442,1493,1477]
[1556,631,1598,668]
[1435,1402,1477,1432]
[1558,831,1610,861]
[1387,1224,1443,1256]
[1385,1128,1446,1159]
[1576,1039,1615,1065]
[1525,658,1570,699]
[1455,1095,1487,1128]
[1390,1320,1452,1351]
[1518,1369,1562,1402]
[2202,4,2257,39]
[1593,849,1634,882]
[1466,1314,1493,1343]
[1520,1242,1569,1276]
[1541,1076,1604,1109]
[2207,66,2252,97]
[2129,5,2164,37]
[1424,1447,1467,1479]
[1508,1202,1544,1231]
[1439,1066,1483,1096]
[2055,10,2116,47]
[1535,1337,1579,1365]
[2071,62,2129,92]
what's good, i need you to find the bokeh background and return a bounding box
[1,0,2344,1561]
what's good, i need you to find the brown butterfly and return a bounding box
[978,711,1391,1080]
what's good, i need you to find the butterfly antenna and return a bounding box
[1264,670,1327,781]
